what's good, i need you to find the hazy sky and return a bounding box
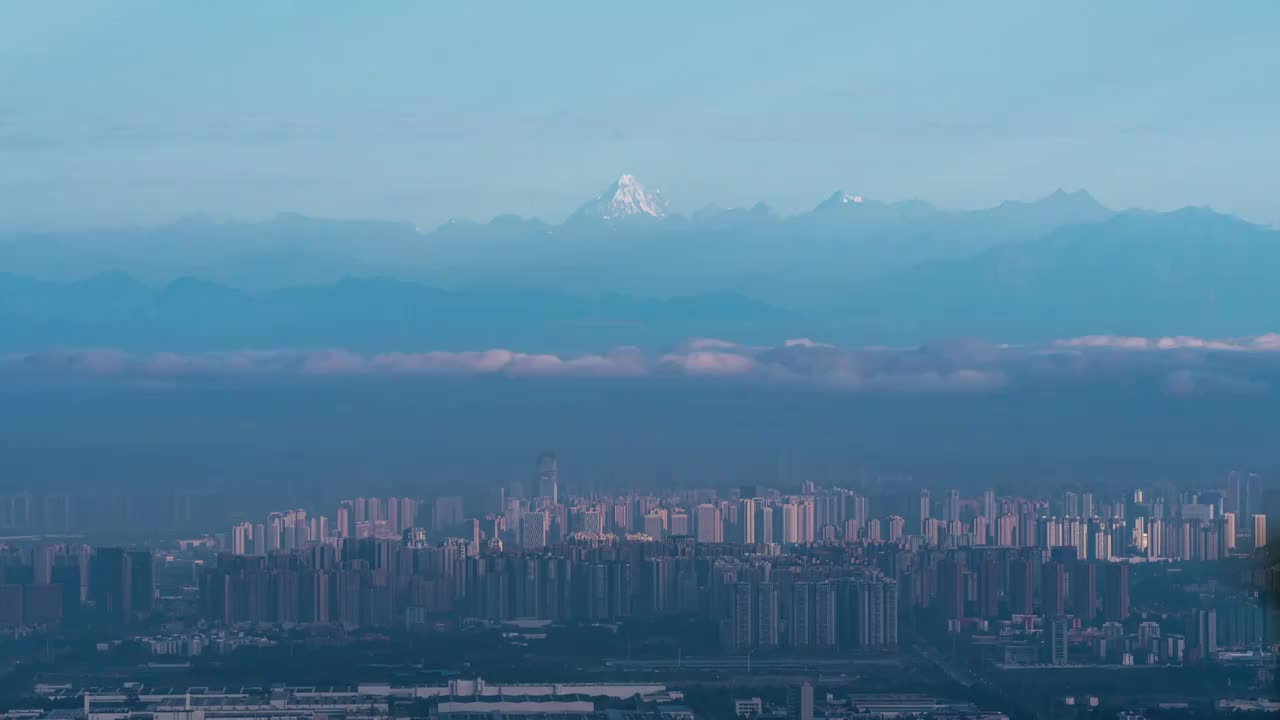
[2,1,1277,229]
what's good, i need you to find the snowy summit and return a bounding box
[568,174,669,222]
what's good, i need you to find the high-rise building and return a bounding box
[996,513,1017,546]
[1226,471,1243,518]
[738,499,756,544]
[643,511,666,540]
[400,497,416,535]
[337,505,351,539]
[814,581,837,647]
[252,523,266,555]
[433,496,464,532]
[1009,558,1033,615]
[232,522,252,556]
[1041,561,1066,616]
[695,504,723,544]
[1049,615,1069,665]
[943,489,961,524]
[786,683,814,720]
[669,511,691,537]
[1253,513,1267,549]
[521,511,549,549]
[732,582,753,649]
[780,502,800,544]
[790,582,813,647]
[797,496,815,544]
[386,497,400,536]
[756,583,779,647]
[88,547,128,622]
[885,516,902,542]
[937,559,964,619]
[537,453,559,506]
[1189,608,1217,658]
[974,517,992,546]
[1064,491,1080,518]
[850,494,869,527]
[977,558,999,618]
[1073,561,1098,621]
[918,490,931,536]
[1104,563,1129,622]
[755,505,773,544]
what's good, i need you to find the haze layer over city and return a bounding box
[1,3,1278,720]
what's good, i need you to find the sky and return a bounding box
[2,1,1278,230]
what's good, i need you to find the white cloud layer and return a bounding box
[4,333,1279,395]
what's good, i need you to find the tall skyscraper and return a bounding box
[1072,561,1098,621]
[537,452,559,506]
[433,497,464,532]
[252,524,266,555]
[337,504,351,539]
[1189,608,1218,657]
[1041,561,1066,616]
[781,502,800,544]
[787,683,814,720]
[886,516,902,542]
[125,550,154,615]
[521,511,549,549]
[790,582,812,647]
[937,559,964,619]
[814,581,837,647]
[1064,491,1080,518]
[88,547,128,622]
[977,558,999,618]
[1009,558,1033,615]
[643,511,666,540]
[757,505,775,544]
[669,511,691,537]
[996,513,1017,546]
[1104,563,1129,622]
[738,498,756,544]
[731,582,753,649]
[918,490,931,535]
[1049,615,1069,665]
[232,522,252,556]
[1225,471,1242,517]
[943,489,961,524]
[386,497,400,536]
[695,504,723,544]
[399,497,416,534]
[756,583,780,647]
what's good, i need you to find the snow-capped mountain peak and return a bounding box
[829,191,864,206]
[569,174,669,222]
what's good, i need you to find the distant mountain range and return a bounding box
[0,176,1116,302]
[3,177,1279,350]
[0,273,792,353]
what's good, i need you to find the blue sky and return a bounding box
[2,1,1277,229]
